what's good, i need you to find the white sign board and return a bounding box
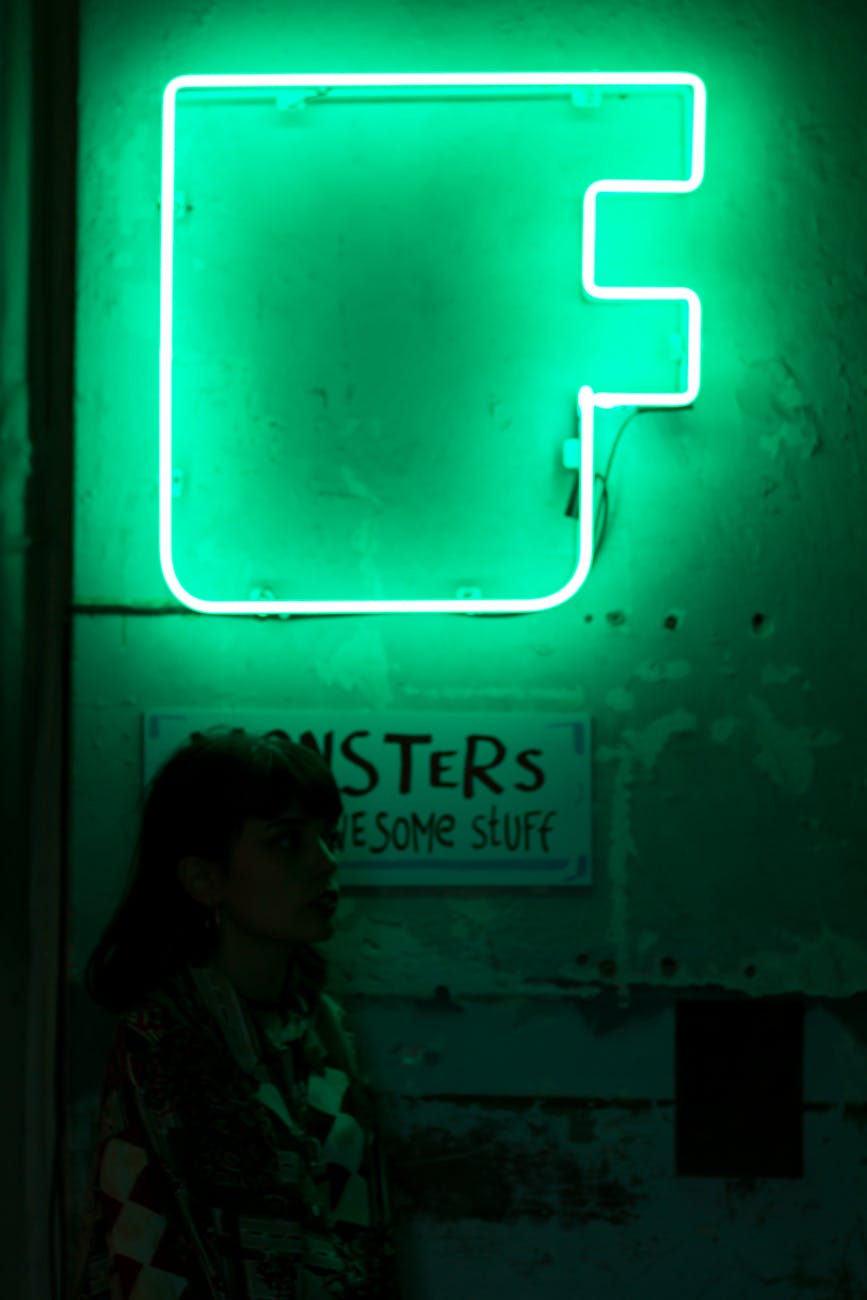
[144,711,591,887]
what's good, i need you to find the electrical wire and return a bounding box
[71,406,686,620]
[589,406,645,559]
[476,404,650,617]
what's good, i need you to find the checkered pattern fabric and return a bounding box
[70,961,401,1299]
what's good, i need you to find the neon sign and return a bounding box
[160,72,706,615]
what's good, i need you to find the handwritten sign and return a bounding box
[145,710,591,886]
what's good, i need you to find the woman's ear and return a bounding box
[177,856,222,908]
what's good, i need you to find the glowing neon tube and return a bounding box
[159,72,706,615]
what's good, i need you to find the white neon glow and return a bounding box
[159,72,706,615]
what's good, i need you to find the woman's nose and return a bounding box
[317,835,337,861]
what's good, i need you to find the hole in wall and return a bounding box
[751,612,774,637]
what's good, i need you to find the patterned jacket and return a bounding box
[70,959,402,1299]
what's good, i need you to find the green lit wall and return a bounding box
[161,75,699,612]
[68,0,867,1291]
[72,4,865,991]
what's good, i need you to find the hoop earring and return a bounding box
[204,904,222,933]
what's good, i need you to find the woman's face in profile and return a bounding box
[225,802,342,942]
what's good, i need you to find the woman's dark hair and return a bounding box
[84,727,344,1016]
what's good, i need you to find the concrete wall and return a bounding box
[64,0,867,1296]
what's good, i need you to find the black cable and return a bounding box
[564,406,646,559]
[72,406,683,622]
[593,406,643,558]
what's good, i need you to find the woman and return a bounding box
[70,727,402,1299]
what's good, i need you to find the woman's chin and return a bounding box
[305,904,337,929]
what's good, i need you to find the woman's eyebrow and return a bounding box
[263,812,341,831]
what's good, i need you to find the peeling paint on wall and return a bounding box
[748,696,841,795]
[735,357,823,460]
[318,624,395,709]
[598,710,699,988]
[402,686,588,704]
[710,717,741,744]
[618,709,699,773]
[634,660,692,682]
[606,687,635,712]
[761,663,803,686]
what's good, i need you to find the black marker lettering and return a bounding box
[384,733,432,794]
[464,734,507,798]
[341,731,378,796]
[514,748,545,792]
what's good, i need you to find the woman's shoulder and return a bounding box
[115,967,199,1046]
[313,991,372,1086]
